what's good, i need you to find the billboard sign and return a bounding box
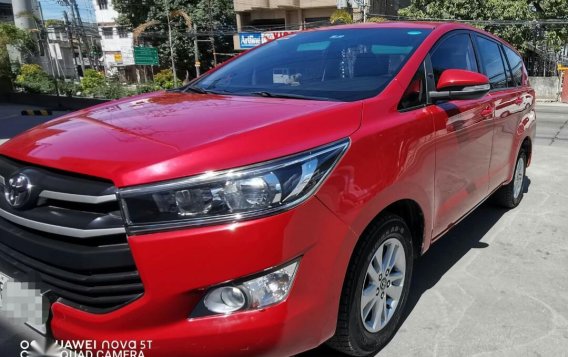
[114,52,123,64]
[239,33,262,49]
[261,31,297,43]
[134,47,159,66]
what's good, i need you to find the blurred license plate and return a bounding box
[0,271,49,334]
[0,271,10,309]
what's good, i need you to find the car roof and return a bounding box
[313,21,517,52]
[323,21,444,30]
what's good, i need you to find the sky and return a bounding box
[39,0,97,23]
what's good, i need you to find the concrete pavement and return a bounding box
[0,103,67,145]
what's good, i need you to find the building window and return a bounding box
[102,27,113,39]
[117,27,128,38]
[97,0,108,10]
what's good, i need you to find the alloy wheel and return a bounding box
[513,156,525,199]
[360,238,406,333]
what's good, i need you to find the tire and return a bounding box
[493,150,527,208]
[327,214,414,356]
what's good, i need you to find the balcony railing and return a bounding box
[275,0,300,8]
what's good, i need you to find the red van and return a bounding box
[0,22,535,356]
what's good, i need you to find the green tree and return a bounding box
[112,0,235,80]
[399,0,568,52]
[154,68,174,89]
[81,69,106,96]
[330,9,353,24]
[0,24,36,81]
[14,63,55,94]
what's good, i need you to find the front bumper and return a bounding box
[49,197,356,356]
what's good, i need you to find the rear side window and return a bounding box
[503,46,524,86]
[476,36,508,90]
[430,33,478,87]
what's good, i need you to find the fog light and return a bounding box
[204,286,246,314]
[198,260,300,317]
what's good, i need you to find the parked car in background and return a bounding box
[0,22,535,356]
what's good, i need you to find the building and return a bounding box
[0,0,13,23]
[45,25,81,79]
[369,0,409,17]
[92,0,135,81]
[234,0,336,31]
[233,0,337,50]
[232,0,412,50]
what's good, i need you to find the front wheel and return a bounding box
[493,150,527,208]
[327,214,413,356]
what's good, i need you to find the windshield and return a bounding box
[193,28,431,102]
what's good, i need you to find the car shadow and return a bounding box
[299,178,531,357]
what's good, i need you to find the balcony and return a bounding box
[273,0,300,8]
[251,0,270,9]
[299,0,337,8]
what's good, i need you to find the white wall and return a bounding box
[92,0,134,68]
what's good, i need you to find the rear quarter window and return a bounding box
[503,46,524,87]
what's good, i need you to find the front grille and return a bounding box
[0,155,143,313]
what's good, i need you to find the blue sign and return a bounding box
[239,33,262,49]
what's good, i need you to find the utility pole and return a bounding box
[58,0,92,72]
[64,11,80,80]
[193,22,201,77]
[71,0,94,69]
[165,2,178,86]
[68,4,85,74]
[38,2,60,96]
[208,0,217,67]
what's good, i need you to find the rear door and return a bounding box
[478,39,533,189]
[427,31,495,237]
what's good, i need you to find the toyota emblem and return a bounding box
[4,173,32,209]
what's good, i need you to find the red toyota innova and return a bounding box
[0,22,535,356]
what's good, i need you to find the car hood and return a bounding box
[0,91,361,187]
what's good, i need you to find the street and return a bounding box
[0,103,68,145]
[0,102,567,356]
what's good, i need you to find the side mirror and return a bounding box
[429,69,490,101]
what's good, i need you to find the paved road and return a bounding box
[0,102,567,356]
[534,102,568,148]
[0,103,68,145]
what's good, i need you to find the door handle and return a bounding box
[514,97,523,105]
[481,105,493,118]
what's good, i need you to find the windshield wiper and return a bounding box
[170,85,234,96]
[168,85,206,94]
[250,91,335,101]
[184,86,208,94]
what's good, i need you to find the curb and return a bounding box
[21,110,53,116]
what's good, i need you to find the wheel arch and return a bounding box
[360,199,425,259]
[521,136,532,166]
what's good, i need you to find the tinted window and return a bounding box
[194,29,431,102]
[504,46,524,86]
[476,36,508,89]
[430,33,478,86]
[398,62,426,110]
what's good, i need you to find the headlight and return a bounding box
[119,139,349,234]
